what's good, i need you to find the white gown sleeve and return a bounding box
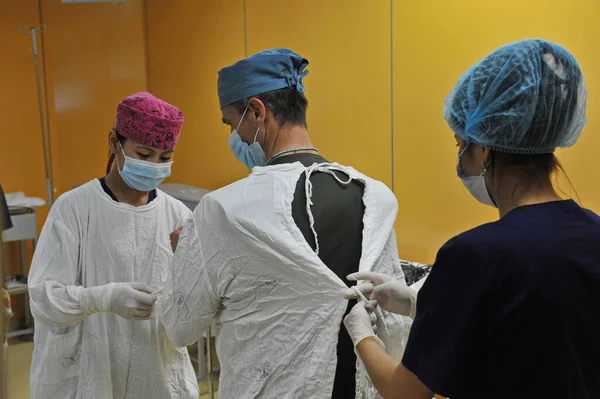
[355,228,408,398]
[160,196,225,348]
[28,211,86,328]
[372,228,409,360]
[373,229,406,281]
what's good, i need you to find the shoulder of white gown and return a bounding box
[202,178,247,205]
[157,190,193,217]
[52,179,100,208]
[44,179,100,226]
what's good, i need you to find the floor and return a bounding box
[5,342,218,399]
[4,342,440,399]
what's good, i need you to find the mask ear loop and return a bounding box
[252,126,260,144]
[480,162,487,176]
[480,157,497,207]
[236,105,250,132]
[237,104,262,145]
[116,142,127,174]
[456,143,470,177]
[458,143,470,159]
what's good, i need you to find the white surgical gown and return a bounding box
[160,162,406,399]
[28,180,199,399]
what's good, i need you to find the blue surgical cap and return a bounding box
[444,39,587,154]
[217,48,309,109]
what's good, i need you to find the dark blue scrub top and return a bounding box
[403,200,600,399]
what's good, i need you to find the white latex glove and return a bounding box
[80,282,157,320]
[365,300,378,333]
[345,272,418,318]
[344,301,382,348]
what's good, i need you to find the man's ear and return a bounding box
[247,97,267,123]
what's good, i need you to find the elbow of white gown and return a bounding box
[161,318,193,348]
[160,300,190,347]
[160,298,211,348]
[164,327,190,348]
[28,281,87,327]
[164,320,213,348]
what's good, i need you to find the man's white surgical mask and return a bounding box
[228,105,267,168]
[456,144,497,208]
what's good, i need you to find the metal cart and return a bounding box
[1,206,38,339]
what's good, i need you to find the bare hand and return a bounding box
[170,227,183,252]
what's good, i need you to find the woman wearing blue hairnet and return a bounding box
[343,39,600,398]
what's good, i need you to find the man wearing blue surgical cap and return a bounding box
[343,39,600,399]
[160,49,407,398]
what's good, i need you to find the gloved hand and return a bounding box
[344,301,382,348]
[345,272,418,318]
[365,300,378,333]
[80,282,157,320]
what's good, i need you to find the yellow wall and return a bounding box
[0,0,50,319]
[145,0,248,190]
[41,0,148,193]
[245,0,393,186]
[0,0,48,201]
[145,0,600,264]
[4,0,600,267]
[145,0,392,189]
[1,0,147,198]
[1,0,148,325]
[393,0,600,263]
[0,0,147,209]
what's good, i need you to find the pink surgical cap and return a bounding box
[115,92,184,150]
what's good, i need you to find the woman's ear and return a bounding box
[481,147,492,166]
[108,129,119,154]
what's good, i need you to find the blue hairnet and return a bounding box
[444,39,587,154]
[217,48,309,109]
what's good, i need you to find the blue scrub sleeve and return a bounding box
[401,237,488,397]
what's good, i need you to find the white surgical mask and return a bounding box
[118,144,172,192]
[457,145,497,208]
[228,105,267,168]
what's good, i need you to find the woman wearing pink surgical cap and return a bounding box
[27,93,199,399]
